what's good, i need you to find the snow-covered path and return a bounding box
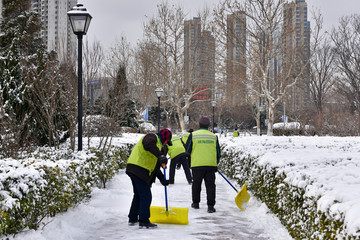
[12,168,292,240]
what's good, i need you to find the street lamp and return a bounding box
[184,93,189,127]
[211,100,216,132]
[155,87,164,132]
[68,3,92,151]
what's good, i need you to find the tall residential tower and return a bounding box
[31,0,77,61]
[283,0,311,113]
[184,17,215,102]
[226,11,247,107]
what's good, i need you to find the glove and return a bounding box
[160,179,170,186]
[176,163,181,170]
[158,155,168,165]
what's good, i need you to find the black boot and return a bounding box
[128,219,139,226]
[191,203,199,209]
[207,205,216,213]
[139,222,158,229]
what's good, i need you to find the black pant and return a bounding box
[128,173,152,223]
[169,155,192,183]
[191,168,216,207]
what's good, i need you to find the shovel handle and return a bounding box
[163,167,169,211]
[217,170,238,192]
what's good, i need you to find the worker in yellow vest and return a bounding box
[167,135,192,184]
[181,128,193,145]
[233,128,239,137]
[126,129,172,229]
[186,116,221,213]
[181,128,193,168]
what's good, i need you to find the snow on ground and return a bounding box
[8,133,360,239]
[223,134,360,235]
[11,168,291,240]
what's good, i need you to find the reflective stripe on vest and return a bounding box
[127,134,162,174]
[191,129,217,167]
[167,135,185,159]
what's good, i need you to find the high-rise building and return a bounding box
[31,0,77,61]
[0,1,2,23]
[226,11,247,106]
[282,0,311,113]
[184,17,215,101]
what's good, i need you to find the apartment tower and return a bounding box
[226,11,247,107]
[31,0,77,61]
[282,0,311,114]
[184,17,215,102]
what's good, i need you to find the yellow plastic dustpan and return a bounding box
[150,168,189,225]
[235,182,251,210]
[218,170,251,210]
[150,206,189,224]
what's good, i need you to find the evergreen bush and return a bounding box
[0,144,134,237]
[219,146,357,239]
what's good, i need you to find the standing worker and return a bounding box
[181,128,193,145]
[181,128,194,175]
[167,135,193,184]
[186,116,221,213]
[126,129,172,229]
[233,128,239,137]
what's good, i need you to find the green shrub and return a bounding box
[0,143,134,237]
[220,146,358,239]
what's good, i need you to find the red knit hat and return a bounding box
[158,129,172,146]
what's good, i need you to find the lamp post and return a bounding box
[68,3,92,151]
[155,87,164,132]
[184,93,189,127]
[211,100,216,132]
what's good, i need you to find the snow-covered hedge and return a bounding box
[273,122,316,136]
[0,144,133,237]
[219,146,358,240]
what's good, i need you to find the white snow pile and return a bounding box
[273,122,300,130]
[224,135,360,238]
[1,134,360,239]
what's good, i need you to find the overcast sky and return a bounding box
[80,0,360,50]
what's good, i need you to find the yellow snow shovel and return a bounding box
[149,168,189,225]
[218,170,250,210]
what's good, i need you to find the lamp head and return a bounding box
[67,3,92,35]
[155,87,164,98]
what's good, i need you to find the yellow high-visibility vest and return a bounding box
[190,129,217,167]
[127,134,162,174]
[167,135,185,159]
[182,132,190,145]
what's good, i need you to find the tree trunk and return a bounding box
[256,109,261,136]
[267,105,275,136]
[179,112,186,132]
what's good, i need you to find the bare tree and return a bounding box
[104,35,132,80]
[83,39,104,89]
[131,40,161,120]
[143,1,189,131]
[309,38,336,113]
[23,50,66,148]
[214,0,322,135]
[58,60,78,150]
[331,14,360,133]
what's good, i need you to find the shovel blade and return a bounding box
[235,182,251,210]
[150,206,189,225]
